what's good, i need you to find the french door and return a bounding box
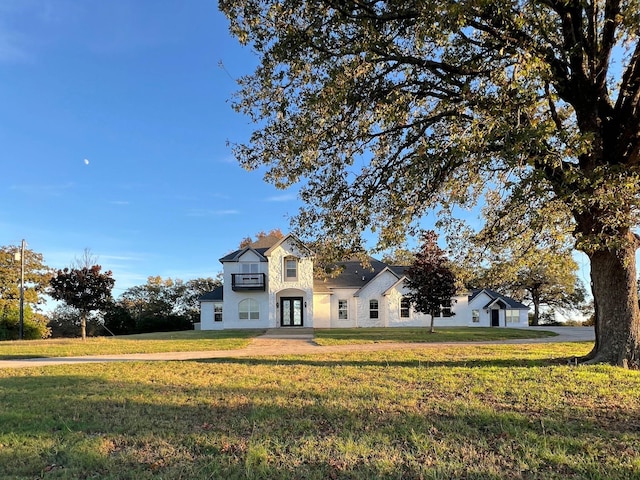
[280,297,303,327]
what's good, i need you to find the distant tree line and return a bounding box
[48,275,221,338]
[0,242,222,339]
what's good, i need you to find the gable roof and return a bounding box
[219,247,269,263]
[264,233,314,257]
[469,288,529,310]
[219,234,313,263]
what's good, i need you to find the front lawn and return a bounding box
[0,330,264,359]
[0,342,638,479]
[314,327,557,345]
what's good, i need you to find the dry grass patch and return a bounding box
[0,342,638,479]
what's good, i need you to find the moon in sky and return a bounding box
[84,159,90,165]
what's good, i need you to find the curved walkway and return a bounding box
[0,327,594,369]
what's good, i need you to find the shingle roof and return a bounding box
[198,285,223,302]
[313,257,390,290]
[469,288,529,310]
[219,247,269,263]
[387,265,408,277]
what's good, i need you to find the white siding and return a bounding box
[355,270,399,327]
[385,285,431,327]
[220,250,270,329]
[330,289,359,328]
[199,301,216,330]
[312,293,331,328]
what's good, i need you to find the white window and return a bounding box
[338,300,348,320]
[241,263,259,274]
[239,299,259,320]
[284,257,298,281]
[400,297,410,318]
[506,310,519,323]
[472,309,480,323]
[440,299,453,317]
[369,299,379,319]
[214,303,223,322]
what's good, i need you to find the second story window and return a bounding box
[284,257,298,281]
[241,263,259,274]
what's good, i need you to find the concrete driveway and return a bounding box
[0,327,594,370]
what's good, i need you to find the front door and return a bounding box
[491,309,500,327]
[281,297,303,327]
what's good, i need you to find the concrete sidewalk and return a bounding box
[0,327,594,369]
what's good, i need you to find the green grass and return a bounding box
[314,327,558,345]
[0,330,264,359]
[1,342,638,479]
[0,328,553,360]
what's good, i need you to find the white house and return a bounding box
[198,234,529,330]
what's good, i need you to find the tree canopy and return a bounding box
[239,228,285,248]
[0,244,52,339]
[0,244,51,312]
[451,191,588,325]
[221,0,640,367]
[49,265,115,340]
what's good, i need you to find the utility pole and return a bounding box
[16,239,25,340]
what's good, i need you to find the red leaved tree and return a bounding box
[49,264,115,340]
[405,231,457,333]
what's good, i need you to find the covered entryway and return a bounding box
[280,297,303,327]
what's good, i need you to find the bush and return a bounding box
[0,305,51,340]
[103,304,136,335]
[135,314,192,334]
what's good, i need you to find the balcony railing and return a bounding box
[231,273,266,291]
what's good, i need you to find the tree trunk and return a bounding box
[81,312,87,341]
[531,290,540,326]
[583,242,640,368]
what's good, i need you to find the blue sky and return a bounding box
[0,0,604,304]
[0,0,306,297]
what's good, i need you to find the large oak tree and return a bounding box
[220,0,640,366]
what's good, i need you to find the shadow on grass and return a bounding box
[314,327,559,344]
[193,355,575,369]
[0,369,637,480]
